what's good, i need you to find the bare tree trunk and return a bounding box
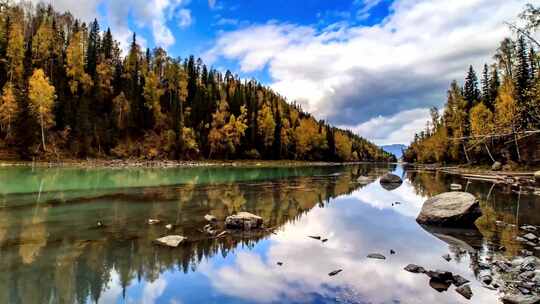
[484,142,495,162]
[462,142,470,163]
[40,113,46,152]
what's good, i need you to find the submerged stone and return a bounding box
[501,294,540,304]
[225,212,263,230]
[367,253,386,260]
[204,214,217,222]
[154,235,187,247]
[455,284,473,300]
[379,173,403,191]
[450,183,462,191]
[404,264,425,273]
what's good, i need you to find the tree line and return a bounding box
[0,2,395,162]
[403,4,540,165]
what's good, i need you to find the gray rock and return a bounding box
[480,274,493,285]
[367,253,386,260]
[357,176,374,185]
[521,225,538,232]
[442,254,452,262]
[501,294,540,304]
[426,270,454,283]
[452,274,470,287]
[455,284,473,300]
[404,264,426,273]
[523,233,538,242]
[165,224,173,230]
[154,235,187,247]
[225,212,263,230]
[204,214,217,222]
[429,278,451,292]
[416,192,481,227]
[148,218,161,225]
[379,173,403,191]
[517,236,529,242]
[450,183,463,190]
[492,161,502,171]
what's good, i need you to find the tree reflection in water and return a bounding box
[0,164,393,303]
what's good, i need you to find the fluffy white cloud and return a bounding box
[24,0,191,50]
[341,108,431,145]
[205,0,527,145]
[177,8,193,28]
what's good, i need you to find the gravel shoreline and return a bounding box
[0,159,391,169]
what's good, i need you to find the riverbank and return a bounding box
[0,159,395,169]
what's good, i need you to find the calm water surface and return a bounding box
[0,164,539,303]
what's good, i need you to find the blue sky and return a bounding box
[32,0,528,145]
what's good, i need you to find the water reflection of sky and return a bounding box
[107,175,500,304]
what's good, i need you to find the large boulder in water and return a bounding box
[416,192,481,227]
[225,212,263,230]
[379,173,403,190]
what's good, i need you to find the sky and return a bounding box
[26,0,529,145]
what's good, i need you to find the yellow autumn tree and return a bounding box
[31,22,53,71]
[470,103,494,136]
[113,92,130,131]
[66,31,93,94]
[143,71,165,128]
[0,83,18,139]
[6,21,24,84]
[208,99,248,157]
[295,118,327,159]
[335,131,352,161]
[257,101,275,148]
[28,69,56,151]
[494,79,518,133]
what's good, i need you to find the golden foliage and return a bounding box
[28,69,56,150]
[0,83,18,138]
[66,31,93,94]
[335,131,352,161]
[113,92,130,131]
[257,101,275,147]
[494,79,518,132]
[470,102,494,136]
[294,118,327,159]
[6,21,24,83]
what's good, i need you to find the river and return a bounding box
[0,163,538,303]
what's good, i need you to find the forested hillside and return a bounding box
[0,2,394,162]
[404,4,540,166]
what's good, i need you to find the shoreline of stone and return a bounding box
[0,159,395,169]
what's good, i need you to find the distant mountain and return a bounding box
[381,144,407,159]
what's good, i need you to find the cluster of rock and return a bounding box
[472,253,540,304]
[151,211,264,248]
[404,264,473,299]
[515,226,540,250]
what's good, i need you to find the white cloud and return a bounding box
[142,277,167,304]
[205,0,527,145]
[24,0,190,50]
[177,9,193,28]
[341,108,431,145]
